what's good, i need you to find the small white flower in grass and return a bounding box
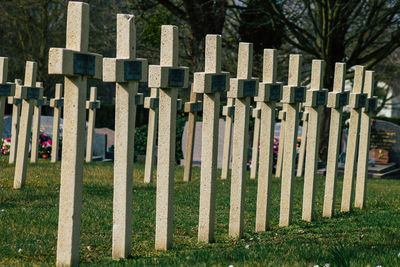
[1,209,5,212]
[398,252,400,258]
[228,265,234,267]
[18,248,22,253]
[324,264,330,267]
[313,265,319,267]
[245,244,250,249]
[376,265,382,267]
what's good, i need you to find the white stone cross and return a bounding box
[355,70,377,209]
[30,82,46,163]
[228,42,259,238]
[8,79,22,164]
[275,107,286,177]
[279,54,306,227]
[301,60,328,222]
[250,101,262,179]
[341,65,366,212]
[13,61,41,189]
[323,62,349,218]
[149,25,189,250]
[221,97,235,179]
[0,57,15,147]
[255,49,282,231]
[48,2,103,265]
[103,13,148,259]
[144,87,159,183]
[85,86,101,162]
[49,83,64,163]
[194,34,229,243]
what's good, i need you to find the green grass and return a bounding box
[1,156,400,266]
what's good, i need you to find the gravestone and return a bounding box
[341,66,366,212]
[228,42,259,238]
[7,79,22,164]
[48,2,103,265]
[323,63,349,218]
[103,13,148,259]
[250,102,261,179]
[221,97,235,179]
[194,34,229,243]
[85,86,100,162]
[369,120,400,167]
[148,25,189,250]
[275,108,286,177]
[0,57,15,142]
[302,60,328,222]
[183,86,202,182]
[355,71,377,209]
[296,110,308,177]
[279,54,306,227]
[13,61,41,189]
[30,82,47,163]
[144,87,159,183]
[50,83,64,162]
[255,49,282,231]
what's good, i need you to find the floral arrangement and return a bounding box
[38,132,52,159]
[1,138,11,155]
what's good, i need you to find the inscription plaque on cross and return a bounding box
[30,82,46,163]
[183,85,202,182]
[0,57,15,147]
[148,25,189,250]
[341,65,367,213]
[255,49,283,231]
[103,13,148,259]
[228,42,259,238]
[194,34,229,243]
[279,54,306,227]
[250,101,261,179]
[301,60,328,222]
[221,97,235,179]
[296,110,308,177]
[323,63,349,218]
[8,79,22,164]
[355,70,377,210]
[50,83,64,163]
[13,61,41,189]
[48,2,103,265]
[85,86,101,163]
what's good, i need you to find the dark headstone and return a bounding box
[370,119,400,166]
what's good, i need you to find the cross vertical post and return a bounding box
[30,82,45,163]
[221,97,235,179]
[85,86,100,162]
[8,79,22,164]
[0,57,15,145]
[275,108,286,177]
[144,87,159,183]
[50,83,64,163]
[250,101,262,179]
[296,110,308,177]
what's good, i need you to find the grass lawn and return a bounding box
[0,156,399,266]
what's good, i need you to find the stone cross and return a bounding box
[221,97,235,179]
[275,107,286,177]
[30,82,46,163]
[279,54,306,227]
[8,79,22,164]
[341,65,366,212]
[144,87,159,183]
[103,13,148,259]
[228,42,259,238]
[85,86,100,162]
[183,86,202,182]
[149,25,189,250]
[48,2,103,265]
[355,70,377,209]
[194,34,229,243]
[49,83,64,163]
[296,109,308,177]
[301,60,328,222]
[322,63,349,218]
[13,61,41,189]
[255,49,282,231]
[0,57,15,144]
[250,101,261,179]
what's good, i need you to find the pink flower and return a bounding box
[48,139,52,145]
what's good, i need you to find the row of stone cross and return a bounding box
[1,2,377,266]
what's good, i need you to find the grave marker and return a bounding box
[183,86,202,182]
[144,87,159,183]
[255,49,282,231]
[103,13,148,258]
[48,2,103,265]
[323,63,348,218]
[221,97,235,179]
[275,108,286,177]
[279,54,306,227]
[301,60,328,222]
[228,42,259,238]
[296,110,308,177]
[341,65,366,212]
[85,86,100,162]
[30,82,46,163]
[194,34,229,242]
[50,83,64,163]
[148,25,189,250]
[355,71,377,209]
[250,101,261,179]
[0,57,15,144]
[13,61,41,189]
[8,79,22,164]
